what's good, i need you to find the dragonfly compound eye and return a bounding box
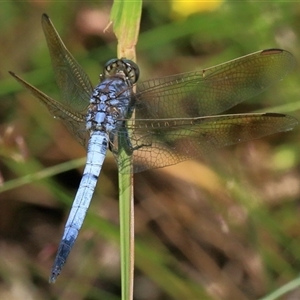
[103,58,119,76]
[123,59,140,84]
[103,58,140,84]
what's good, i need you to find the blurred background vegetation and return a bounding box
[1,1,300,299]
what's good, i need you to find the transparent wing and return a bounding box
[9,14,93,146]
[115,113,297,173]
[134,49,296,119]
[41,14,93,112]
[9,71,87,146]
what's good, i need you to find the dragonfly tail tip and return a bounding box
[49,267,61,284]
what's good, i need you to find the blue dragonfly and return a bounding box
[9,14,297,282]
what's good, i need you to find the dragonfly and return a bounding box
[9,14,297,283]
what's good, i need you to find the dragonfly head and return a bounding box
[103,58,139,85]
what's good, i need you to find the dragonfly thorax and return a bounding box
[86,76,134,134]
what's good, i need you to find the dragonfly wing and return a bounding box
[135,49,296,119]
[122,113,297,173]
[41,14,93,112]
[9,71,87,146]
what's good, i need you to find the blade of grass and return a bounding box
[259,274,300,300]
[110,1,142,300]
[2,158,76,206]
[110,0,141,61]
[0,157,85,193]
